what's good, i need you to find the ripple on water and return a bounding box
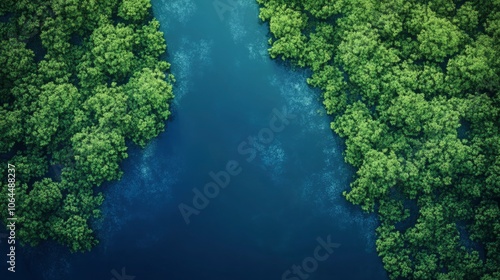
[96,139,183,251]
[259,141,287,183]
[268,70,331,134]
[170,38,214,105]
[225,0,257,42]
[152,0,197,26]
[246,40,270,62]
[296,169,378,251]
[221,0,271,62]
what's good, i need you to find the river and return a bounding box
[1,1,387,279]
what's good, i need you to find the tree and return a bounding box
[26,82,79,147]
[89,23,136,78]
[260,4,309,63]
[71,127,127,186]
[118,0,151,21]
[51,215,97,252]
[446,35,499,95]
[417,16,463,62]
[124,67,174,146]
[345,149,401,212]
[0,38,35,101]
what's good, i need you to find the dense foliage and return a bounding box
[257,0,500,278]
[0,0,174,252]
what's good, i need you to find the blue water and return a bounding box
[1,1,387,279]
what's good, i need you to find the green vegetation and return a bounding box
[0,0,174,252]
[257,0,500,278]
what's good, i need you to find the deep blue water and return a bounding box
[1,1,388,279]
